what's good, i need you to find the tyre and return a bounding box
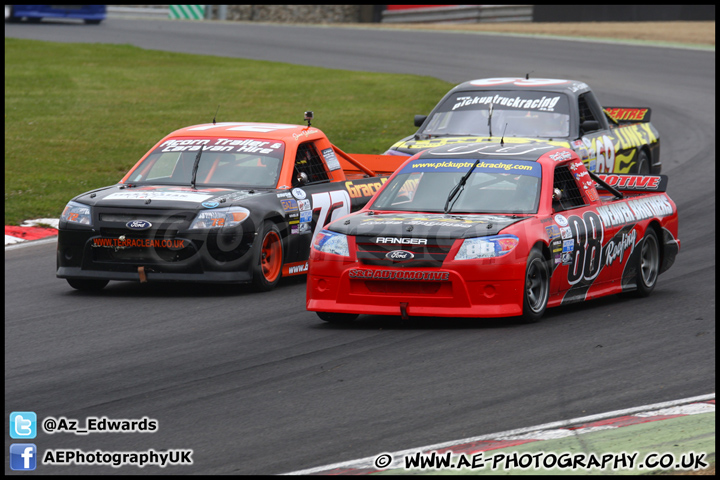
[633,228,660,297]
[520,247,550,323]
[67,278,109,291]
[635,149,650,175]
[317,312,359,323]
[252,221,283,291]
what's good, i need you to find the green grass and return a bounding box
[4,38,452,225]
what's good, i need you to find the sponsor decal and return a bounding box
[385,250,415,261]
[202,201,220,209]
[376,237,428,245]
[348,269,450,281]
[404,158,541,177]
[604,107,649,122]
[345,179,387,199]
[596,174,665,191]
[545,225,560,241]
[280,198,299,212]
[554,214,569,227]
[452,94,562,112]
[284,261,309,276]
[126,220,152,231]
[596,195,674,228]
[297,199,311,211]
[105,191,214,203]
[291,188,306,200]
[322,148,341,171]
[276,192,292,199]
[549,150,573,162]
[605,228,636,267]
[158,137,284,155]
[92,238,187,249]
[299,210,312,223]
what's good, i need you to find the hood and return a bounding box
[328,212,527,239]
[388,135,571,155]
[74,184,266,209]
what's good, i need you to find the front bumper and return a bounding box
[56,224,258,284]
[306,253,526,319]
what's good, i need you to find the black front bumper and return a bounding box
[56,224,258,284]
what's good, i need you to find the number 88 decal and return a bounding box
[567,211,604,285]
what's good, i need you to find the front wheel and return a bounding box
[252,221,283,291]
[635,149,650,175]
[520,248,550,323]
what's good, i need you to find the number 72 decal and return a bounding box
[311,190,351,242]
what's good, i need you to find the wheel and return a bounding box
[635,149,650,175]
[520,247,550,323]
[66,278,109,291]
[633,228,660,297]
[252,221,283,291]
[317,312,359,323]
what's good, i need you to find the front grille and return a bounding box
[355,236,455,267]
[363,280,442,295]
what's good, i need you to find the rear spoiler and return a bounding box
[594,173,668,193]
[603,107,652,125]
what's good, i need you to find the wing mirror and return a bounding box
[414,115,427,127]
[294,171,308,187]
[580,120,599,134]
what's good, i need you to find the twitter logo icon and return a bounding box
[10,412,37,439]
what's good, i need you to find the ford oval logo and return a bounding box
[126,220,152,230]
[386,250,414,261]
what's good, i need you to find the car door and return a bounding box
[575,91,620,174]
[549,161,623,302]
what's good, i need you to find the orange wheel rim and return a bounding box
[261,231,282,282]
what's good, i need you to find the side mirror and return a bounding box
[294,171,308,187]
[580,120,599,134]
[552,187,563,201]
[414,115,427,127]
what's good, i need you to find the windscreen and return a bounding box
[126,137,285,188]
[371,158,542,214]
[420,90,570,139]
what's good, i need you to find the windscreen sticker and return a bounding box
[104,191,215,202]
[402,159,541,177]
[453,93,563,112]
[157,138,284,155]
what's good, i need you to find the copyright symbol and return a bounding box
[374,453,393,469]
[43,418,56,433]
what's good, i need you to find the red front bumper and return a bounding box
[306,252,526,319]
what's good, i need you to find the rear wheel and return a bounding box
[317,312,359,324]
[633,228,659,297]
[520,248,549,323]
[252,221,283,291]
[66,278,109,291]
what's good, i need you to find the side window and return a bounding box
[553,165,586,211]
[295,142,329,184]
[578,93,601,134]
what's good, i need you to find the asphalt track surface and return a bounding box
[5,19,715,475]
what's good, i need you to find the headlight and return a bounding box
[189,207,250,229]
[311,229,349,257]
[454,234,519,260]
[61,201,92,226]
